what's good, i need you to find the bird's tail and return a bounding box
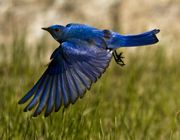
[108,29,160,49]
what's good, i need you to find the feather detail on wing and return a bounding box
[19,38,112,117]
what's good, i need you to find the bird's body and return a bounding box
[19,23,160,117]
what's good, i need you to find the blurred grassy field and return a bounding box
[0,37,180,140]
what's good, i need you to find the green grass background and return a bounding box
[0,37,180,140]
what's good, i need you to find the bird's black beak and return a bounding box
[42,27,50,32]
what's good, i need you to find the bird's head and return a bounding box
[42,25,65,43]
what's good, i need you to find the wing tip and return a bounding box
[18,99,25,104]
[44,112,51,117]
[54,107,60,112]
[44,107,54,117]
[31,110,41,118]
[18,92,33,105]
[23,107,29,112]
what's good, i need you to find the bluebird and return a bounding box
[18,23,160,117]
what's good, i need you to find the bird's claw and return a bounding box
[113,50,125,66]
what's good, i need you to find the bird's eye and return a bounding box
[54,28,60,32]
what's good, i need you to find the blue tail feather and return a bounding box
[109,29,160,48]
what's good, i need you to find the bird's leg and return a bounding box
[113,50,125,66]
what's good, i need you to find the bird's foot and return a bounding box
[113,50,125,66]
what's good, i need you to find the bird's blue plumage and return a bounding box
[19,23,160,117]
[108,29,160,48]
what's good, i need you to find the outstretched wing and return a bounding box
[18,39,112,117]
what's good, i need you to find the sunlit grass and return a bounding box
[0,39,179,140]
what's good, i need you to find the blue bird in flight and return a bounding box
[18,23,160,117]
